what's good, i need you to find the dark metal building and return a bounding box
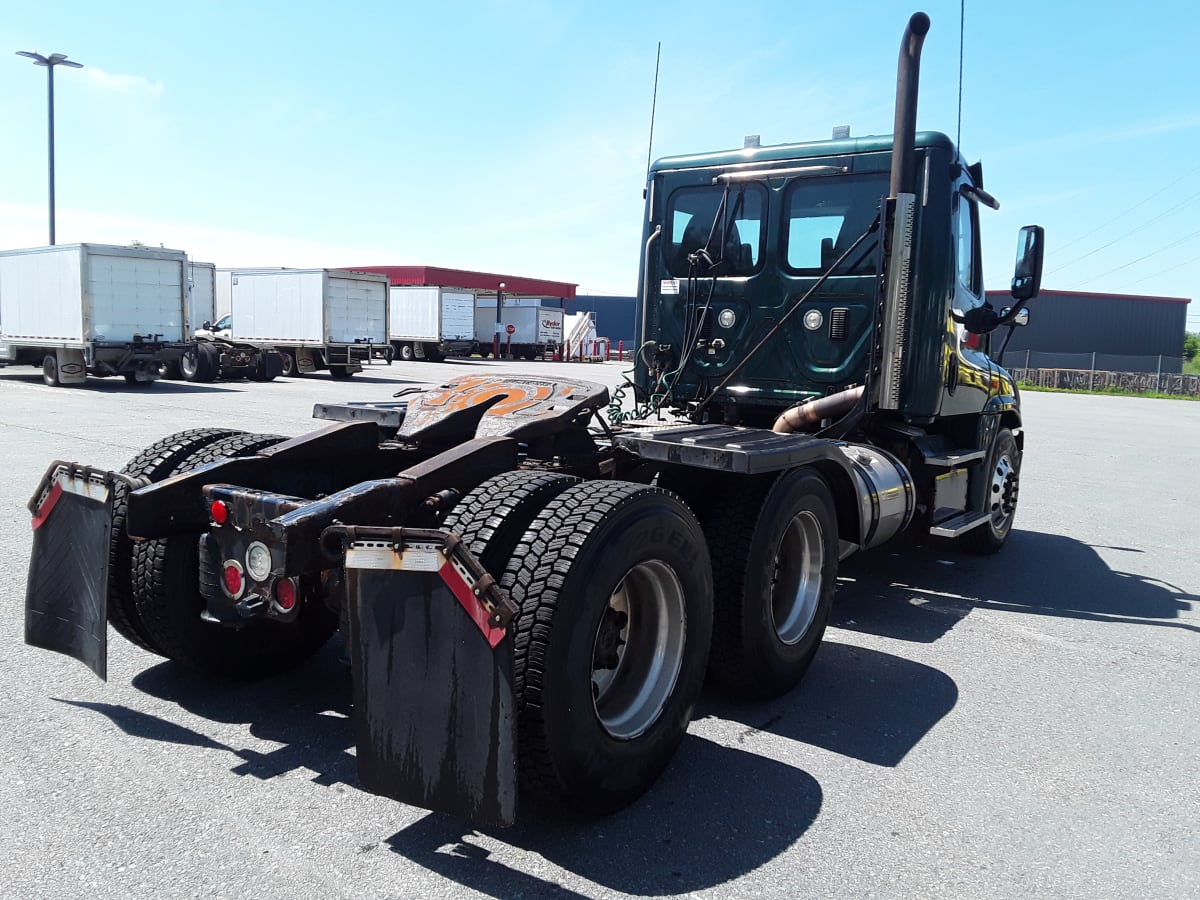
[570,295,637,343]
[985,289,1191,373]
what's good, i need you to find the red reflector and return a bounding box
[211,501,229,524]
[223,564,243,597]
[274,578,297,611]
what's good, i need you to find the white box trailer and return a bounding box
[0,243,194,386]
[227,268,389,378]
[474,302,563,359]
[388,286,476,361]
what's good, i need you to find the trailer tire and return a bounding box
[421,343,444,362]
[502,481,712,816]
[961,428,1021,555]
[441,470,581,573]
[109,428,244,654]
[703,469,837,699]
[131,433,338,678]
[329,366,354,380]
[398,343,415,362]
[42,354,60,387]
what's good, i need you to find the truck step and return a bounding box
[924,449,986,467]
[928,511,991,538]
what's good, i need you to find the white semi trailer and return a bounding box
[0,243,194,386]
[225,268,389,379]
[388,285,476,361]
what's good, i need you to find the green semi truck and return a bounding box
[25,12,1042,826]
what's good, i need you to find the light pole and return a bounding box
[493,282,506,359]
[16,50,84,246]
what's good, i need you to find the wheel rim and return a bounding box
[281,353,295,375]
[771,510,824,645]
[43,356,57,384]
[590,559,686,740]
[180,351,198,379]
[988,452,1019,534]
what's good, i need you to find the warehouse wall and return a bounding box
[984,289,1190,357]
[571,295,636,343]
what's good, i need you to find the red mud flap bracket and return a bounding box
[25,462,136,681]
[325,526,519,827]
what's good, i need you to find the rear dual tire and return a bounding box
[449,475,712,817]
[111,431,336,678]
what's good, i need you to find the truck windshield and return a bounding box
[666,184,766,278]
[784,172,888,276]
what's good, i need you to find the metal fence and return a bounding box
[998,350,1184,375]
[1006,367,1200,397]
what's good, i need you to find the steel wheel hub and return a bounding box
[591,560,686,740]
[771,510,824,645]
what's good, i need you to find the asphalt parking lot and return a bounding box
[1,359,1197,899]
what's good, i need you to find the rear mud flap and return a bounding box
[336,528,518,827]
[25,463,123,680]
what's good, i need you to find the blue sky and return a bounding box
[2,1,1197,329]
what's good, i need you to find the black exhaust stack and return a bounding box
[888,12,931,198]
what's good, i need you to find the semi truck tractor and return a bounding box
[0,243,197,386]
[24,13,1042,827]
[161,261,282,383]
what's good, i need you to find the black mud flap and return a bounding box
[24,462,124,680]
[335,527,519,827]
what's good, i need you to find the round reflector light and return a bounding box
[210,500,229,525]
[274,578,297,612]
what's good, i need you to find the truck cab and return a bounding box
[196,313,232,340]
[635,131,1029,433]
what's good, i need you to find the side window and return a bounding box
[955,193,981,296]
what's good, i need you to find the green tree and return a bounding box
[1185,332,1199,362]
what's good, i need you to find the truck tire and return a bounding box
[179,348,201,381]
[279,351,302,377]
[249,352,278,382]
[131,433,338,678]
[500,481,713,816]
[328,366,354,379]
[109,428,244,654]
[181,345,218,383]
[398,343,415,362]
[961,427,1021,555]
[441,470,581,573]
[42,354,60,387]
[421,343,444,362]
[702,469,837,699]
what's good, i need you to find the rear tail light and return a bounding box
[273,578,298,612]
[222,561,245,599]
[211,500,229,525]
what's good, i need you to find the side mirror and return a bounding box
[1011,225,1044,301]
[202,320,212,330]
[1000,307,1030,327]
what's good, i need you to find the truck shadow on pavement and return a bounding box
[831,528,1198,644]
[110,633,953,895]
[0,372,239,393]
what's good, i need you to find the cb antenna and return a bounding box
[956,0,965,150]
[645,42,662,178]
